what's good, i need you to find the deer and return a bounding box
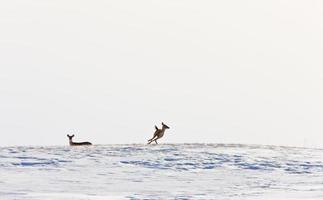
[67,134,92,146]
[147,122,170,144]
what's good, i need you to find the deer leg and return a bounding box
[154,137,159,144]
[148,136,156,144]
[147,136,154,142]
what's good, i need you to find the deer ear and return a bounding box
[155,125,158,130]
[162,122,165,126]
[72,134,75,137]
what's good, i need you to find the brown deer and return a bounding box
[147,122,170,144]
[67,134,92,146]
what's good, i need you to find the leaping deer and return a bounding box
[67,134,92,146]
[147,122,170,144]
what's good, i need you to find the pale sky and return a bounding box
[0,0,323,147]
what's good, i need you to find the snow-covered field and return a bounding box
[1,144,323,200]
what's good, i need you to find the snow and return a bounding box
[1,144,323,199]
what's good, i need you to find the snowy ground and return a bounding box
[1,144,323,199]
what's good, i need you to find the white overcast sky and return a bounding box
[0,0,323,147]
